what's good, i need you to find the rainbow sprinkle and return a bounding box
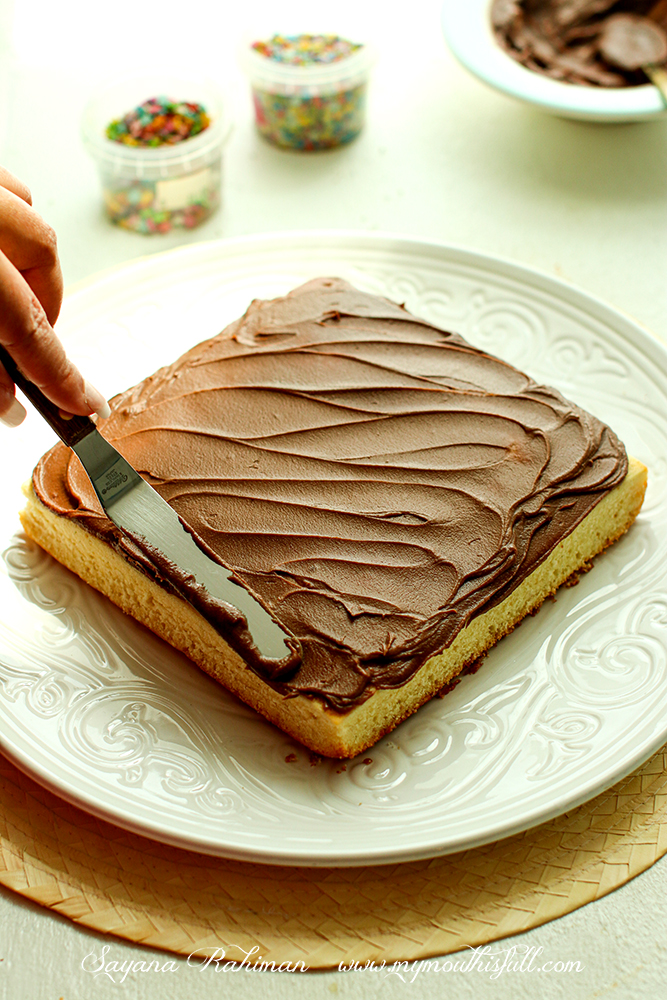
[252,34,361,66]
[106,96,210,147]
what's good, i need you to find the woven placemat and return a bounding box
[1,747,666,970]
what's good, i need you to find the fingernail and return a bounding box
[0,396,27,428]
[84,380,111,420]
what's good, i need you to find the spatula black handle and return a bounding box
[0,344,95,446]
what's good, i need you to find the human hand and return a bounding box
[0,166,109,428]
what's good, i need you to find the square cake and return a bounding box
[20,278,647,757]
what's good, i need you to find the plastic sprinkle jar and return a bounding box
[82,76,230,234]
[243,34,373,150]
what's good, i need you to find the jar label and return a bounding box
[155,167,213,211]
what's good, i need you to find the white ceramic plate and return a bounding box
[0,232,664,866]
[441,0,667,122]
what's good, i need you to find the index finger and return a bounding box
[0,165,32,205]
[0,248,108,418]
[0,183,63,325]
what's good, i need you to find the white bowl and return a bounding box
[441,0,667,122]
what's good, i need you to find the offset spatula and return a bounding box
[1,345,295,661]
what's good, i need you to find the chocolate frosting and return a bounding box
[492,0,667,86]
[32,278,628,710]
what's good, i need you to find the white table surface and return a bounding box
[2,1,667,996]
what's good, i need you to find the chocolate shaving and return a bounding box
[492,0,667,86]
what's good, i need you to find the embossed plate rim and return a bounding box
[0,230,664,866]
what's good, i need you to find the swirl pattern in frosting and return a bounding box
[32,278,628,709]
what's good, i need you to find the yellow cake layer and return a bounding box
[19,456,647,758]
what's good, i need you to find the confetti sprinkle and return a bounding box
[252,86,366,150]
[100,95,218,232]
[101,173,220,234]
[250,34,368,150]
[106,96,210,147]
[251,33,361,65]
